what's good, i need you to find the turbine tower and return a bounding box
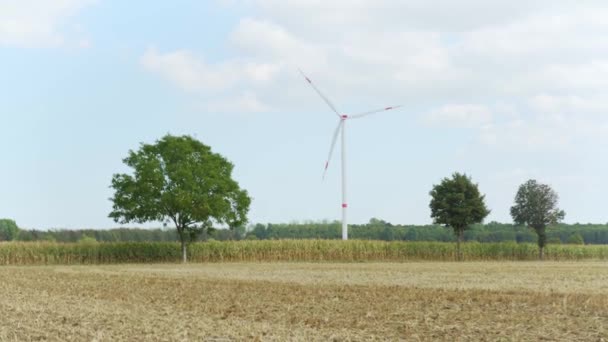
[299,69,402,240]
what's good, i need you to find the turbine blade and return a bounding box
[323,120,343,179]
[350,105,403,119]
[298,68,341,118]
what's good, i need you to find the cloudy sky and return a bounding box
[1,0,607,229]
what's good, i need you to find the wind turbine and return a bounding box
[298,69,402,240]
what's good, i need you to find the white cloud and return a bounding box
[0,0,97,47]
[147,0,608,143]
[239,0,561,32]
[230,18,321,63]
[140,46,284,95]
[202,92,270,113]
[539,62,608,91]
[141,47,240,92]
[475,94,608,150]
[78,38,91,49]
[460,6,608,59]
[529,94,608,115]
[477,119,572,150]
[141,47,278,113]
[426,104,492,128]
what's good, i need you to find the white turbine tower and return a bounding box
[299,69,402,240]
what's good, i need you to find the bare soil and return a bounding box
[1,262,607,341]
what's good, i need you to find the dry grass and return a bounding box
[1,262,607,341]
[3,240,608,265]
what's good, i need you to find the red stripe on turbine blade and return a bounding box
[385,107,393,110]
[342,203,348,208]
[324,161,329,169]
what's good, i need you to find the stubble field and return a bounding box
[1,262,607,341]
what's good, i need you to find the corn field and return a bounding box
[1,240,608,265]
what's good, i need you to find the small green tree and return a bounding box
[109,134,251,262]
[567,233,584,245]
[548,236,562,245]
[78,234,98,244]
[429,173,490,261]
[510,179,565,260]
[0,219,20,241]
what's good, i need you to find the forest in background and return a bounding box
[3,219,608,244]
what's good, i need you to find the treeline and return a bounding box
[3,219,608,244]
[14,227,243,243]
[248,220,608,244]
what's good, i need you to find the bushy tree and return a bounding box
[250,223,268,239]
[0,219,20,241]
[567,233,584,245]
[510,179,565,260]
[429,173,490,260]
[109,135,251,262]
[548,236,562,244]
[78,234,98,244]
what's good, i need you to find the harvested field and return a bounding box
[1,262,607,341]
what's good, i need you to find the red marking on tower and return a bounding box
[342,203,348,208]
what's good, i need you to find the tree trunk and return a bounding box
[177,226,188,263]
[536,226,546,261]
[181,239,188,263]
[457,229,464,261]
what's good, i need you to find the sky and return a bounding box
[1,0,607,230]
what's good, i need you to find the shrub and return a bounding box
[567,233,585,245]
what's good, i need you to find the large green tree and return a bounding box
[0,219,20,241]
[510,179,565,260]
[109,135,251,262]
[429,173,490,260]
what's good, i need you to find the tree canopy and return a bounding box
[510,179,565,259]
[0,219,20,241]
[109,134,251,262]
[429,172,490,260]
